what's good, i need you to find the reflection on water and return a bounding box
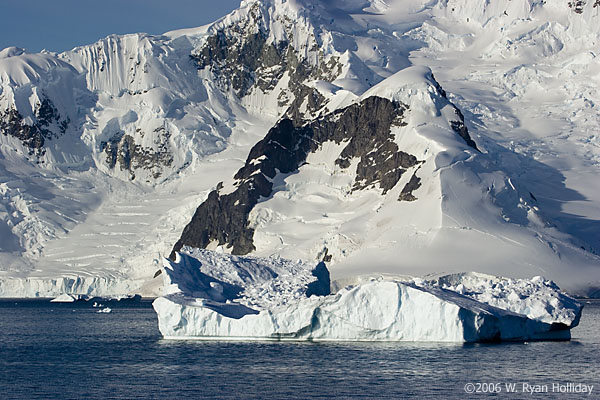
[0,299,598,399]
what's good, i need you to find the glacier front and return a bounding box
[153,250,583,342]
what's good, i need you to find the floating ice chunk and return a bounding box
[97,307,112,313]
[50,293,90,303]
[153,251,582,342]
[50,294,79,302]
[154,280,581,342]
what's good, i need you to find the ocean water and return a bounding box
[0,299,598,399]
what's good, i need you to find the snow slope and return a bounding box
[1,0,599,297]
[408,0,600,251]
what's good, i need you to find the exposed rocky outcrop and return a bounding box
[0,98,69,155]
[450,108,479,152]
[283,85,327,124]
[430,74,479,152]
[568,0,586,13]
[399,171,422,202]
[191,30,290,97]
[317,247,333,263]
[171,96,419,257]
[101,126,173,180]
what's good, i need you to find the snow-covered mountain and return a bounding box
[0,0,599,297]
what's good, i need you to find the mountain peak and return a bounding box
[0,47,27,59]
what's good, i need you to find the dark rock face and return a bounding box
[431,73,479,152]
[101,126,173,180]
[0,108,44,150]
[398,171,422,202]
[283,85,327,124]
[450,107,479,151]
[0,98,69,155]
[317,247,333,263]
[191,30,290,97]
[173,178,271,256]
[171,96,419,258]
[568,0,587,13]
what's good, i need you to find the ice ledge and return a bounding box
[153,251,583,342]
[0,276,143,298]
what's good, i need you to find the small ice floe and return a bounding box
[97,307,112,313]
[92,302,104,308]
[50,294,91,302]
[50,294,77,303]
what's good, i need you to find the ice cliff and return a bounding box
[153,250,582,342]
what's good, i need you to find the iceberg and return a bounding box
[50,293,80,303]
[47,293,141,303]
[153,250,583,342]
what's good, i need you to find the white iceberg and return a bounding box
[49,293,93,303]
[153,250,583,342]
[48,293,141,304]
[50,293,79,303]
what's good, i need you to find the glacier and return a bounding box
[153,250,583,342]
[0,275,144,298]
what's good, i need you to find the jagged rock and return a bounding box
[101,126,173,179]
[284,85,327,124]
[399,171,422,202]
[429,74,478,151]
[568,1,586,13]
[450,108,479,152]
[0,98,69,155]
[191,30,289,97]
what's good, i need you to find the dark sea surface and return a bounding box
[0,299,598,399]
